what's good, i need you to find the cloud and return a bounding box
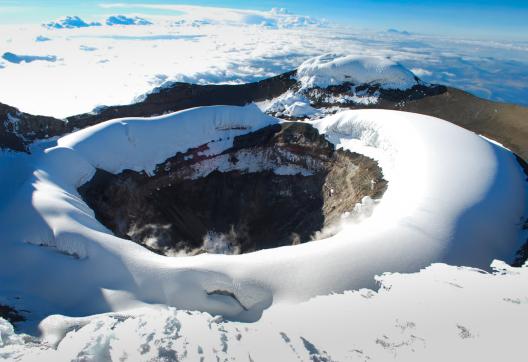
[44,16,101,29]
[0,5,31,13]
[0,5,526,117]
[1,52,57,64]
[35,35,51,42]
[106,15,152,26]
[98,3,325,29]
[97,3,129,9]
[411,67,433,77]
[79,45,97,51]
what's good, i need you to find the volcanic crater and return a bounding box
[79,122,387,255]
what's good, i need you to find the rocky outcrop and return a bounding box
[274,82,446,117]
[395,87,528,161]
[0,70,443,153]
[0,103,66,152]
[4,68,526,163]
[0,72,297,153]
[0,304,25,325]
[79,123,387,255]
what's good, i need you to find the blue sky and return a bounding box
[1,0,527,40]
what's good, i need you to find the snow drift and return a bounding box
[2,261,527,361]
[0,105,525,326]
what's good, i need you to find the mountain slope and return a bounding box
[395,87,528,161]
[1,71,526,164]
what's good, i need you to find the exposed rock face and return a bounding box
[79,123,387,255]
[3,69,526,163]
[0,71,444,153]
[306,82,445,105]
[2,66,527,259]
[0,304,25,324]
[512,239,528,267]
[266,82,446,120]
[262,82,528,162]
[395,87,528,162]
[0,103,66,152]
[0,72,296,153]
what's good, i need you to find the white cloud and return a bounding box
[0,5,526,117]
[410,67,432,77]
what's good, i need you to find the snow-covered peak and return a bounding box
[296,53,419,90]
[44,16,101,29]
[105,15,152,26]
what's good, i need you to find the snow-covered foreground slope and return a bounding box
[2,261,527,361]
[0,105,525,334]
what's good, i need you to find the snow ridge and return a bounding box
[0,106,525,329]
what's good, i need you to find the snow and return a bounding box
[0,106,525,334]
[185,150,315,180]
[258,90,320,118]
[0,104,526,358]
[296,53,419,90]
[56,104,277,175]
[259,85,383,120]
[1,261,527,361]
[0,5,526,359]
[283,101,318,118]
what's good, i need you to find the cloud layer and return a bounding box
[0,6,526,117]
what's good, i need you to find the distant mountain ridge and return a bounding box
[1,66,527,164]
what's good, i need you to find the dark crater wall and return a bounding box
[79,123,387,255]
[0,71,445,153]
[302,81,446,109]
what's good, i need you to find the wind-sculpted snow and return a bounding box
[57,104,277,175]
[296,53,419,90]
[1,261,527,361]
[0,107,525,330]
